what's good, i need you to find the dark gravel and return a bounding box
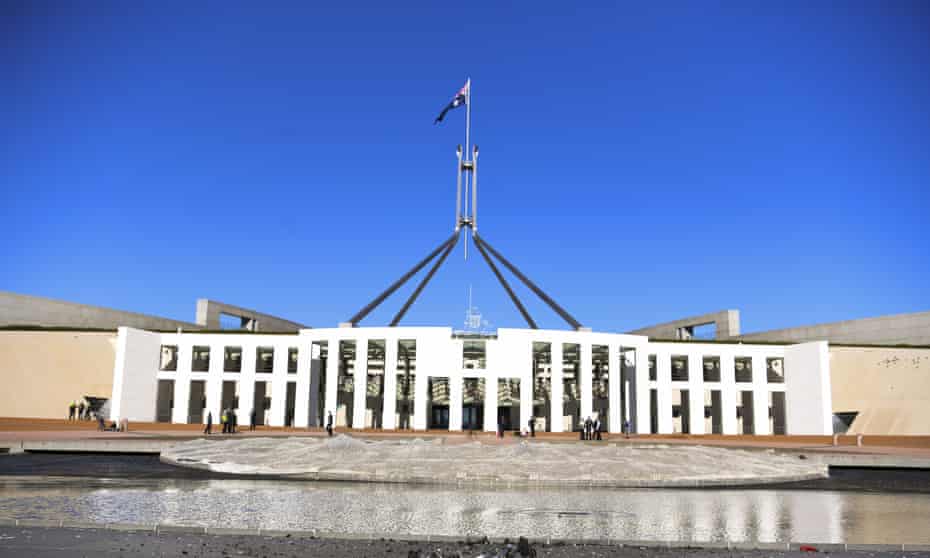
[0,527,927,558]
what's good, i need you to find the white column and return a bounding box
[688,353,705,435]
[484,374,498,432]
[294,343,311,428]
[353,338,368,429]
[721,351,738,435]
[237,344,256,427]
[580,343,593,421]
[324,339,339,424]
[550,342,564,433]
[608,344,622,433]
[382,338,398,430]
[634,348,651,434]
[172,343,191,424]
[751,354,770,435]
[269,344,289,426]
[449,374,463,431]
[656,351,673,434]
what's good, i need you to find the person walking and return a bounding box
[584,416,593,441]
[528,417,535,438]
[220,409,228,434]
[204,411,212,435]
[594,416,602,441]
[77,401,85,421]
[326,411,334,437]
[250,409,256,432]
[68,401,76,421]
[231,410,238,433]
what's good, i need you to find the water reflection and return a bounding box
[0,477,927,544]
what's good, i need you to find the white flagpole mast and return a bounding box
[463,78,471,261]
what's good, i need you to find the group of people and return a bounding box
[580,416,602,440]
[67,400,92,421]
[203,409,259,435]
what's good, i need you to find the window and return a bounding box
[191,346,210,372]
[462,339,486,369]
[735,357,753,383]
[648,355,657,381]
[671,355,688,381]
[702,356,720,382]
[224,346,242,373]
[256,347,274,374]
[288,348,298,374]
[159,345,178,371]
[766,357,784,383]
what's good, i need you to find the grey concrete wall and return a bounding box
[0,291,200,331]
[740,310,930,345]
[629,310,740,340]
[195,299,306,333]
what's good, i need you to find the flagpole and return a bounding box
[463,78,471,261]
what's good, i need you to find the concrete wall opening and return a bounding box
[672,388,690,433]
[767,357,784,383]
[337,341,355,428]
[159,345,178,371]
[256,347,274,374]
[221,380,239,414]
[309,341,327,427]
[462,340,486,369]
[770,391,786,434]
[156,379,174,422]
[396,340,416,430]
[703,356,720,382]
[253,381,271,426]
[428,377,450,429]
[288,348,298,374]
[191,346,210,372]
[737,390,754,434]
[285,382,296,426]
[735,357,753,383]
[462,377,485,430]
[532,342,552,432]
[498,378,521,431]
[592,344,609,427]
[649,389,658,433]
[562,343,581,432]
[188,380,206,423]
[671,355,689,381]
[704,389,722,434]
[224,346,242,373]
[620,348,635,431]
[365,340,385,428]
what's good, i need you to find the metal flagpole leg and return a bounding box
[346,230,460,326]
[390,230,461,326]
[478,235,585,331]
[474,236,538,329]
[455,145,463,230]
[472,145,478,233]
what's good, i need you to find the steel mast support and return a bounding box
[346,230,459,326]
[390,230,460,326]
[475,235,585,331]
[474,235,536,329]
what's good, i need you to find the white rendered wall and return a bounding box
[110,327,161,422]
[113,326,820,435]
[784,341,833,435]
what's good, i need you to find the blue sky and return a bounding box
[2,2,928,333]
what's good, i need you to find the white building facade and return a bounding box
[110,326,833,435]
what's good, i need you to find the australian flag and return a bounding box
[434,80,469,124]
